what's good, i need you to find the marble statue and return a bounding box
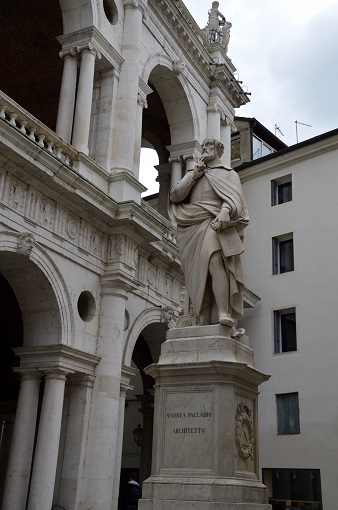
[221,21,232,53]
[207,1,225,43]
[169,138,249,327]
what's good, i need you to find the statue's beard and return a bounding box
[201,151,217,164]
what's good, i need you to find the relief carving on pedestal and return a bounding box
[235,402,254,460]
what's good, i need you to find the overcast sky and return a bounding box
[184,0,338,146]
[140,0,338,194]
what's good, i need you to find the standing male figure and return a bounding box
[169,138,249,327]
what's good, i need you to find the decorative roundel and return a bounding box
[235,403,254,460]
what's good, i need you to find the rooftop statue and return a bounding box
[203,2,232,51]
[169,138,249,328]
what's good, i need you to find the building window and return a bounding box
[252,134,275,160]
[271,174,292,205]
[272,234,294,274]
[274,308,297,353]
[231,136,241,161]
[276,392,300,435]
[262,468,322,509]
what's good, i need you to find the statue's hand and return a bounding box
[211,208,230,232]
[192,161,206,181]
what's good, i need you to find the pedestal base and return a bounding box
[140,325,271,510]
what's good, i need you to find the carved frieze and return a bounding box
[109,234,138,270]
[0,168,107,261]
[137,255,183,306]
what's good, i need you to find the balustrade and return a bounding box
[0,92,78,169]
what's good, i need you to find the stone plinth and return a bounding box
[139,325,271,510]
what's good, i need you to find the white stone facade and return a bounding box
[0,1,248,510]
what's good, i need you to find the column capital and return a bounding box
[137,92,148,109]
[76,41,101,60]
[168,155,184,164]
[59,47,78,60]
[207,102,222,114]
[67,373,96,388]
[13,367,42,381]
[41,368,72,381]
[100,274,137,297]
[123,0,147,14]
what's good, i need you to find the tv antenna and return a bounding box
[295,120,311,143]
[274,123,284,137]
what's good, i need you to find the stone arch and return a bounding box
[0,231,74,348]
[58,0,97,34]
[123,307,166,367]
[142,53,199,145]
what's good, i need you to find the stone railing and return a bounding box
[140,199,177,246]
[0,91,78,169]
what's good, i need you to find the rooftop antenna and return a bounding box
[274,123,284,137]
[295,120,311,143]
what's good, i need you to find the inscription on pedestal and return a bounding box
[163,391,214,470]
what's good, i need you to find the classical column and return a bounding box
[184,155,197,174]
[72,43,101,155]
[155,163,171,218]
[57,374,95,509]
[55,48,78,143]
[83,280,133,510]
[2,369,41,510]
[111,0,146,175]
[27,369,69,510]
[112,365,137,510]
[220,114,233,167]
[133,93,148,178]
[169,157,183,186]
[206,103,221,140]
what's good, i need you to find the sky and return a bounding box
[140,0,338,195]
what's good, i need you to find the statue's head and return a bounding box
[212,1,219,8]
[201,138,224,161]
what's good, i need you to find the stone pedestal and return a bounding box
[139,325,271,510]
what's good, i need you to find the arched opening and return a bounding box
[139,147,159,198]
[0,0,64,130]
[0,272,23,502]
[120,321,168,499]
[0,251,64,505]
[141,64,195,215]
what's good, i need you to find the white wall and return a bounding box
[240,146,338,509]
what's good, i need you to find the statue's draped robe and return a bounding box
[169,161,249,320]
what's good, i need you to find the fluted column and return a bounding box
[169,157,183,186]
[72,43,101,155]
[220,114,233,167]
[207,103,221,140]
[111,0,146,175]
[155,163,171,218]
[27,369,69,510]
[2,369,41,510]
[56,48,78,143]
